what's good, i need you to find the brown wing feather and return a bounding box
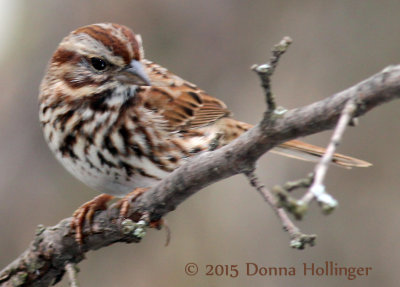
[138,60,230,131]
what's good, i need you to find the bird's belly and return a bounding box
[46,128,177,196]
[57,153,165,197]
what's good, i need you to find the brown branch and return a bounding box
[1,54,400,285]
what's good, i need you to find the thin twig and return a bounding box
[65,263,79,287]
[282,173,314,192]
[269,36,293,71]
[252,36,292,111]
[300,99,357,212]
[244,170,296,233]
[244,170,315,249]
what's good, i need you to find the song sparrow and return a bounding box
[39,23,371,243]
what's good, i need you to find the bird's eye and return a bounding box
[90,57,107,71]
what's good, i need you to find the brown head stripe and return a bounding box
[52,49,80,66]
[73,24,140,64]
[112,23,141,61]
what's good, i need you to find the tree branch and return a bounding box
[1,50,400,285]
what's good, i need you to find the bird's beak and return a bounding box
[116,60,151,86]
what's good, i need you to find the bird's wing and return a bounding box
[137,59,230,131]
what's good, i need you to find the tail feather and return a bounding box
[216,119,371,168]
[273,140,372,168]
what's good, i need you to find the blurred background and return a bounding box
[0,0,399,286]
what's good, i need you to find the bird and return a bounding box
[39,23,371,243]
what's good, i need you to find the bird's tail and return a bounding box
[216,118,371,168]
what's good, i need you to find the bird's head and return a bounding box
[41,23,150,100]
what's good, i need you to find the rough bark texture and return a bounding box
[1,64,400,286]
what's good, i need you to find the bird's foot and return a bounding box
[114,187,149,219]
[70,193,114,245]
[114,188,166,240]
